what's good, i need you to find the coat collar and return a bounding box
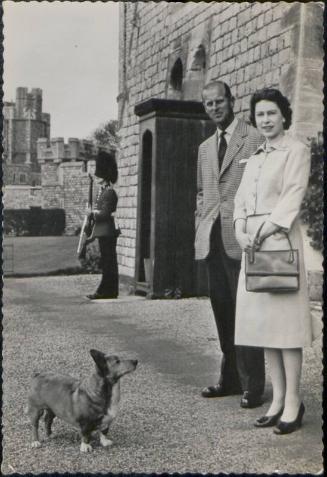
[253,133,290,154]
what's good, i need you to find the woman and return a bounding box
[87,150,119,300]
[233,88,315,434]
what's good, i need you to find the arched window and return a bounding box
[170,58,183,92]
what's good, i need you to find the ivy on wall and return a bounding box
[300,135,323,251]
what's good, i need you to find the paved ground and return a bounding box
[2,275,323,474]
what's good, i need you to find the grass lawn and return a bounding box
[3,236,82,276]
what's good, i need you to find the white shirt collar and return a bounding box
[217,116,238,140]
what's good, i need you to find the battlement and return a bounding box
[16,87,42,100]
[37,137,97,163]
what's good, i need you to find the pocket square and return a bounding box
[239,159,248,164]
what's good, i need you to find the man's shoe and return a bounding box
[87,293,118,300]
[241,391,264,409]
[201,384,242,398]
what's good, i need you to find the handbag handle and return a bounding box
[248,222,295,264]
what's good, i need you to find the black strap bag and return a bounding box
[245,222,299,293]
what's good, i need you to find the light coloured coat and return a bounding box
[194,118,263,261]
[233,134,316,348]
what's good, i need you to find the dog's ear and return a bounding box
[90,349,107,376]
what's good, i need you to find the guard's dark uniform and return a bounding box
[94,184,119,298]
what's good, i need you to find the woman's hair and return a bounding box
[249,88,292,130]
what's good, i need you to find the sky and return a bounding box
[3,1,120,140]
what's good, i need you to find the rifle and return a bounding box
[77,174,95,258]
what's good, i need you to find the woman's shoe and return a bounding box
[273,402,305,435]
[254,408,284,428]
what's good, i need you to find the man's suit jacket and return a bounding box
[194,118,263,261]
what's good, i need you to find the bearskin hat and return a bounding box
[95,150,118,183]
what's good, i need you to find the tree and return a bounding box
[88,120,120,151]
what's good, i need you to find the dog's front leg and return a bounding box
[99,428,113,448]
[28,406,43,448]
[80,431,93,453]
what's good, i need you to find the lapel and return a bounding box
[207,131,219,180]
[219,119,248,179]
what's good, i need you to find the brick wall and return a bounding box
[117,2,323,279]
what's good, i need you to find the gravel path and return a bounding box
[2,275,323,474]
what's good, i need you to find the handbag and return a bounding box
[245,222,299,293]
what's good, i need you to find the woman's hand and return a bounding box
[254,220,281,248]
[236,231,253,251]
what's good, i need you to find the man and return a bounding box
[86,150,120,300]
[194,81,265,408]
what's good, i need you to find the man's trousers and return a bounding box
[97,236,119,298]
[206,219,265,395]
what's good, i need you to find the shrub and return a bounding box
[300,135,323,251]
[4,208,66,236]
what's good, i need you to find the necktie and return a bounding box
[218,131,227,170]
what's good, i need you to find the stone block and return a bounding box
[258,28,267,44]
[264,8,273,26]
[216,37,223,52]
[278,48,290,66]
[236,69,244,84]
[231,28,239,45]
[230,71,237,87]
[270,52,279,68]
[247,48,254,64]
[263,57,271,73]
[256,14,264,30]
[221,21,229,36]
[268,37,278,55]
[272,68,280,86]
[228,58,236,73]
[240,37,248,53]
[229,16,237,31]
[268,21,280,39]
[248,32,257,49]
[237,82,245,97]
[223,32,232,48]
[240,52,248,68]
[238,8,251,27]
[253,45,261,62]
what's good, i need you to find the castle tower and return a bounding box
[3,87,51,185]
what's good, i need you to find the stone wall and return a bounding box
[3,137,99,236]
[38,137,97,235]
[117,2,324,279]
[3,185,43,209]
